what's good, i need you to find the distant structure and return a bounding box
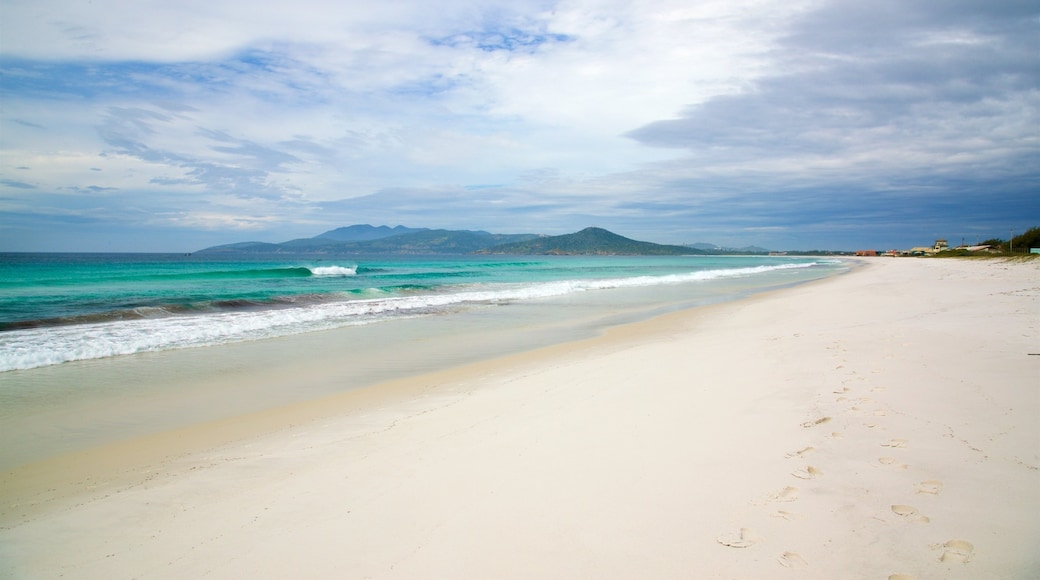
[854,250,878,256]
[963,245,997,253]
[901,239,950,256]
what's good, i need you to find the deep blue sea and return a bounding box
[0,253,845,373]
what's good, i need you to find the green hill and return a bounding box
[341,229,538,254]
[479,227,705,256]
[197,225,706,256]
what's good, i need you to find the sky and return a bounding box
[1,0,1037,252]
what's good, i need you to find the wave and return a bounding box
[0,289,371,332]
[0,261,826,372]
[165,265,357,280]
[22,265,359,286]
[310,265,357,277]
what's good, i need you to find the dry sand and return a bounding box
[1,257,1038,579]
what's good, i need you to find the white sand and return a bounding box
[2,257,1038,579]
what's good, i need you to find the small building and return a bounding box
[855,250,878,256]
[933,239,949,252]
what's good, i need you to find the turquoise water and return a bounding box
[1,253,844,372]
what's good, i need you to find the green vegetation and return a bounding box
[931,226,1039,258]
[1010,227,1040,253]
[983,226,1040,253]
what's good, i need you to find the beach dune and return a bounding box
[1,257,1037,578]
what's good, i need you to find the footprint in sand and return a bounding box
[888,574,918,580]
[829,431,843,439]
[871,386,887,393]
[785,446,815,459]
[891,504,930,523]
[864,422,878,428]
[881,438,909,448]
[934,539,975,563]
[873,409,888,417]
[915,480,944,495]
[769,486,800,503]
[801,416,832,428]
[771,510,804,521]
[777,551,809,568]
[716,527,760,548]
[877,457,909,469]
[791,465,822,480]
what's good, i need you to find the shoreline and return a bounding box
[2,257,1037,578]
[1,262,857,523]
[0,257,844,472]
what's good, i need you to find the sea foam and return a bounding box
[310,265,357,277]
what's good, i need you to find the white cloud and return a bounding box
[3,0,559,61]
[1,0,1037,252]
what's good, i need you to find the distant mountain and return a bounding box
[196,226,538,255]
[337,229,538,254]
[199,241,284,253]
[479,227,706,256]
[689,242,720,251]
[316,224,428,242]
[197,225,721,256]
[688,242,771,254]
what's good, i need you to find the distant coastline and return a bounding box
[195,223,850,256]
[196,225,703,256]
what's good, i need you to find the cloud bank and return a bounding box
[1,0,1037,251]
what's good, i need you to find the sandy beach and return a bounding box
[1,257,1037,579]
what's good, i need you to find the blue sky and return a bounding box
[1,0,1037,252]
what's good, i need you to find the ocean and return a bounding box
[0,253,847,468]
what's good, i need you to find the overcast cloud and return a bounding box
[1,0,1037,251]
